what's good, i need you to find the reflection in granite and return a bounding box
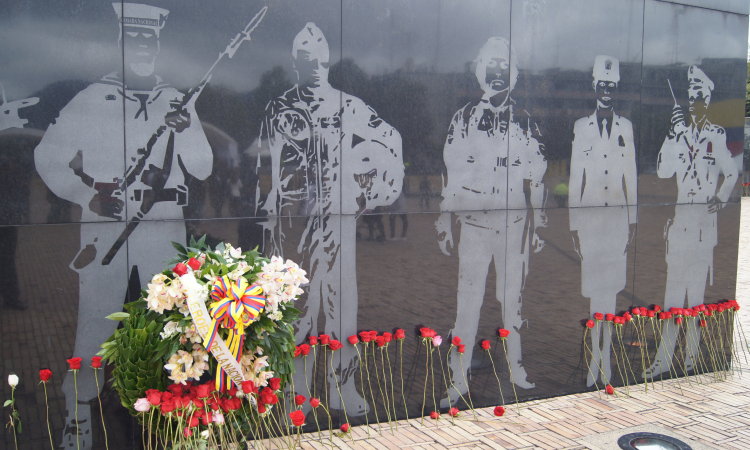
[0,0,747,448]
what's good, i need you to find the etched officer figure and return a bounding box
[569,56,637,387]
[34,4,212,448]
[645,66,738,379]
[436,37,546,406]
[257,23,403,414]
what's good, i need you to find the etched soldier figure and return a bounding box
[644,66,738,378]
[0,83,39,133]
[34,4,212,448]
[569,56,637,387]
[257,23,403,414]
[436,37,546,406]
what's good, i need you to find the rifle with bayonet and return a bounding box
[100,6,268,265]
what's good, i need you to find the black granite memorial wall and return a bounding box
[0,0,747,448]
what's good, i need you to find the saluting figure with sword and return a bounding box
[33,4,266,449]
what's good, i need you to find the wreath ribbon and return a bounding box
[204,276,266,390]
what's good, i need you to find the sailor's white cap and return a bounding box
[593,55,620,84]
[113,3,169,32]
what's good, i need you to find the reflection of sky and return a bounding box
[0,0,746,99]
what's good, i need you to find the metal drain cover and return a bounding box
[618,432,693,450]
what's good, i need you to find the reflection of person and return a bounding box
[569,56,637,387]
[436,37,546,406]
[257,23,403,414]
[34,4,212,448]
[0,84,38,311]
[645,66,738,378]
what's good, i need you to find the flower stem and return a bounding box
[459,353,478,417]
[43,382,54,450]
[421,340,428,426]
[582,329,602,399]
[330,349,354,442]
[398,340,409,422]
[354,345,370,438]
[501,339,520,416]
[364,342,381,434]
[377,349,395,435]
[385,344,399,426]
[93,369,109,450]
[74,370,80,450]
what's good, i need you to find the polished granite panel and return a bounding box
[0,222,132,450]
[509,0,644,213]
[340,0,512,215]
[639,0,747,206]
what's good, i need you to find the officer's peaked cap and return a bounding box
[113,3,169,31]
[593,55,619,84]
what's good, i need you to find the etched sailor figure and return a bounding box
[436,37,547,406]
[34,4,213,448]
[569,55,637,387]
[257,23,403,414]
[644,66,738,379]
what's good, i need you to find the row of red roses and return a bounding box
[584,299,740,329]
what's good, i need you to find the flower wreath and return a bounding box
[99,236,307,415]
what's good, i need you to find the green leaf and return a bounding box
[106,312,130,321]
[4,399,12,407]
[171,241,188,255]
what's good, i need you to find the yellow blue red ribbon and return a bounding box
[204,276,266,391]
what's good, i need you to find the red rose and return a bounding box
[184,427,192,438]
[229,398,242,411]
[295,394,306,406]
[394,329,405,340]
[161,392,174,403]
[320,334,331,345]
[653,305,661,312]
[348,335,359,345]
[188,414,200,428]
[310,398,320,408]
[605,313,614,322]
[289,410,305,427]
[705,311,713,317]
[631,308,641,316]
[449,407,459,417]
[261,387,278,405]
[481,340,490,350]
[718,306,725,313]
[39,369,52,382]
[241,381,256,395]
[708,304,718,311]
[498,329,510,338]
[420,327,434,338]
[329,340,343,351]
[700,319,707,328]
[193,398,204,409]
[300,344,311,356]
[67,357,82,370]
[692,310,700,317]
[375,336,386,347]
[172,263,188,276]
[614,317,623,325]
[594,312,604,321]
[736,304,741,311]
[451,336,462,346]
[341,423,350,433]
[675,317,683,325]
[269,378,281,391]
[493,406,505,417]
[430,411,439,419]
[647,311,655,318]
[161,399,176,413]
[187,257,201,271]
[258,404,266,414]
[383,332,392,343]
[196,384,211,399]
[91,356,102,368]
[202,411,212,426]
[658,312,666,320]
[167,384,183,396]
[181,396,192,408]
[359,331,372,343]
[457,344,466,354]
[605,385,614,395]
[309,336,318,346]
[586,320,595,328]
[228,386,238,397]
[294,346,302,358]
[369,330,378,340]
